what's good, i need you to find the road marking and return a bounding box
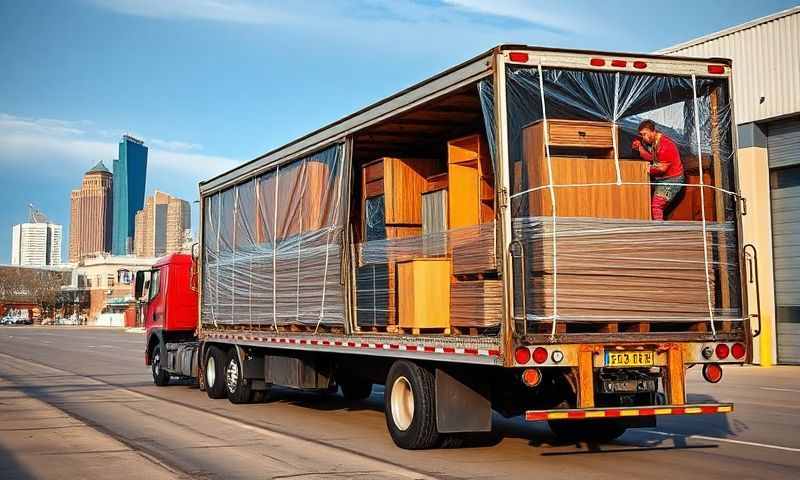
[0,352,438,480]
[647,430,800,453]
[759,387,800,393]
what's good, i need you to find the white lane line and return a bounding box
[759,387,800,393]
[647,430,800,453]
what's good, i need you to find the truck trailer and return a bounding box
[140,45,758,450]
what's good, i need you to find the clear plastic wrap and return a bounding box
[202,144,345,329]
[479,63,743,334]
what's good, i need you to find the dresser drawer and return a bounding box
[547,120,613,148]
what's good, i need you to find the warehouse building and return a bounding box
[660,6,800,365]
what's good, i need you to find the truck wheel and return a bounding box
[204,346,227,399]
[340,379,373,402]
[151,348,170,387]
[384,360,440,450]
[225,350,252,404]
[548,419,627,443]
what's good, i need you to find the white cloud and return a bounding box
[87,0,299,25]
[0,113,240,198]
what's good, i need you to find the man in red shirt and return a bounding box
[631,119,685,221]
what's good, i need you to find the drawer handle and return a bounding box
[578,131,587,137]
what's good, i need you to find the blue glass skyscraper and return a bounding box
[112,135,148,255]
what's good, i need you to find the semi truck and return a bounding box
[139,45,757,450]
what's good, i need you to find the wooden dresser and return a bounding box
[522,119,651,220]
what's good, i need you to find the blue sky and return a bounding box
[1,0,797,262]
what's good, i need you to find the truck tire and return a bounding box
[548,418,627,443]
[151,348,170,386]
[384,360,440,450]
[225,349,252,404]
[204,346,227,399]
[340,379,373,402]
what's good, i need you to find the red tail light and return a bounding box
[715,343,730,359]
[522,368,542,387]
[611,59,627,67]
[703,363,723,383]
[532,347,548,364]
[509,52,530,63]
[731,343,746,359]
[708,65,725,74]
[515,347,531,364]
[633,61,647,69]
[590,58,605,67]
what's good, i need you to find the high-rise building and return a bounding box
[134,191,191,257]
[11,222,62,266]
[69,161,113,262]
[112,135,148,255]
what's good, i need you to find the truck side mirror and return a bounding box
[134,271,146,299]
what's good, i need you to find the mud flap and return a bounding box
[435,368,492,433]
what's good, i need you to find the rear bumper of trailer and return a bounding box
[525,403,733,422]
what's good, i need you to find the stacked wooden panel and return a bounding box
[450,279,503,328]
[521,218,722,322]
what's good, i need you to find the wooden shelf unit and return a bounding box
[447,134,494,228]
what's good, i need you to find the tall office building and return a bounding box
[134,191,191,257]
[112,135,148,255]
[69,161,113,262]
[11,223,62,266]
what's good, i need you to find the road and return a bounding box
[0,328,799,479]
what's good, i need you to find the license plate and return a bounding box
[605,350,654,368]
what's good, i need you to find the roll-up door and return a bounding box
[769,117,800,364]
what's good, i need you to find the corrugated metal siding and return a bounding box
[768,118,800,168]
[770,164,800,363]
[662,10,800,124]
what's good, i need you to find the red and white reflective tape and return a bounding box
[205,332,501,359]
[525,403,733,422]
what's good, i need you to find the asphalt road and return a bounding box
[1,327,799,479]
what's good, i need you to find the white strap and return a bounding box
[537,59,559,336]
[272,165,280,332]
[692,74,716,336]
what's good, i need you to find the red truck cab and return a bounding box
[136,253,199,384]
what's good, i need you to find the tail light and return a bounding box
[708,65,725,74]
[703,363,723,383]
[715,343,730,359]
[731,343,746,360]
[515,347,531,364]
[509,52,529,63]
[521,368,542,387]
[532,347,548,364]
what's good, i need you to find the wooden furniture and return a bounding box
[361,157,437,239]
[447,135,494,228]
[522,119,650,220]
[397,258,451,334]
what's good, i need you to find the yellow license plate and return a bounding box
[605,350,654,368]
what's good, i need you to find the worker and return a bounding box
[631,119,685,221]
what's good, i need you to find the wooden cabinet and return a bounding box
[361,157,437,239]
[523,120,650,220]
[397,258,451,333]
[448,135,494,228]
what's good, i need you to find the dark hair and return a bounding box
[638,119,656,132]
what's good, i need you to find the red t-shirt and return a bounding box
[637,134,684,178]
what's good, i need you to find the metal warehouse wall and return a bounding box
[659,7,800,125]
